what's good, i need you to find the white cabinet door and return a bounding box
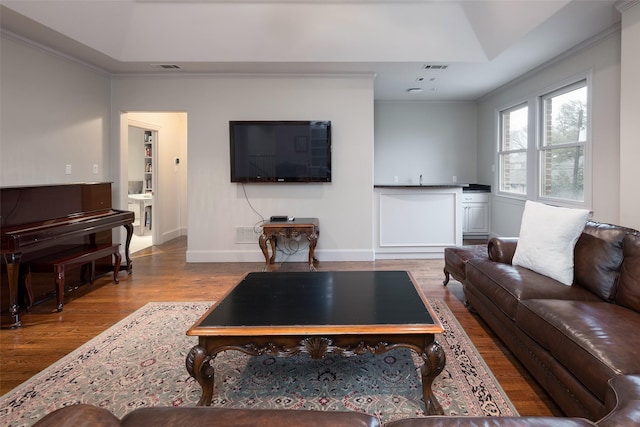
[465,203,489,233]
[462,193,490,235]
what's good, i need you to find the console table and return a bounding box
[259,218,319,271]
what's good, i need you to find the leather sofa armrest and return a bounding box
[32,404,121,427]
[487,237,519,264]
[387,416,595,426]
[597,375,640,427]
[121,407,381,427]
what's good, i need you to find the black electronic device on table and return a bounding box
[269,216,296,222]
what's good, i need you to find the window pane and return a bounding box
[543,85,587,146]
[500,152,527,194]
[502,106,528,151]
[540,146,584,201]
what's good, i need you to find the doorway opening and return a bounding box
[124,112,188,254]
[127,126,156,253]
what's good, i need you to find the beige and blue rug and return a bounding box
[0,300,517,426]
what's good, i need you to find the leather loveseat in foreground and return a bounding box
[29,374,640,427]
[462,220,640,421]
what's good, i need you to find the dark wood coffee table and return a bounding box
[185,270,446,414]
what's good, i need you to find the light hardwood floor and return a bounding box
[0,237,561,417]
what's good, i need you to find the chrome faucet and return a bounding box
[419,174,423,186]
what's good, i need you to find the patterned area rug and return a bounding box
[1,300,517,426]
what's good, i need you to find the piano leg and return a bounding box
[113,251,121,284]
[55,267,65,312]
[123,223,133,274]
[2,253,22,328]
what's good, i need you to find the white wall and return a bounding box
[0,35,111,186]
[111,75,375,262]
[374,102,478,185]
[128,126,145,182]
[477,30,622,237]
[619,3,640,231]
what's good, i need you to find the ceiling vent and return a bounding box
[422,64,448,70]
[151,64,181,70]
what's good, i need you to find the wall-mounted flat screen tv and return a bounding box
[230,120,331,183]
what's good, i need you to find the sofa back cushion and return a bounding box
[573,221,629,301]
[616,232,640,312]
[512,201,590,285]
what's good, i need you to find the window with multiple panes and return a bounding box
[497,77,589,206]
[539,80,587,202]
[498,104,528,195]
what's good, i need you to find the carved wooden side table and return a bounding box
[258,217,319,271]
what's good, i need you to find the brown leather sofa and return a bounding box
[29,374,640,426]
[462,220,640,421]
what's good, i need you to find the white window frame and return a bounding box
[494,72,592,209]
[536,77,591,208]
[497,102,529,199]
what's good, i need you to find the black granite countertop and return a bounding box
[374,183,491,192]
[374,184,468,189]
[463,184,491,192]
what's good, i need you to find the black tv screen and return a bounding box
[230,121,331,183]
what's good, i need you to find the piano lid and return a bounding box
[1,182,113,228]
[1,183,132,254]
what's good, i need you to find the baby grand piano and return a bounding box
[1,183,134,328]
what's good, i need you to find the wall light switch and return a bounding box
[65,164,72,175]
[393,175,399,183]
[452,175,457,183]
[92,164,99,174]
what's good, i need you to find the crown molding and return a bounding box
[477,22,620,103]
[615,0,639,13]
[0,29,111,78]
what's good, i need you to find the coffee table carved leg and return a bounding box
[420,339,446,415]
[186,345,215,406]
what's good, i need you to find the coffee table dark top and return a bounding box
[188,271,441,336]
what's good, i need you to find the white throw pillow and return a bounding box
[512,201,590,286]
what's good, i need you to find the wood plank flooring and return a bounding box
[0,237,561,417]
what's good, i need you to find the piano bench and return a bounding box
[24,244,122,312]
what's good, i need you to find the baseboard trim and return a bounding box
[185,249,374,263]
